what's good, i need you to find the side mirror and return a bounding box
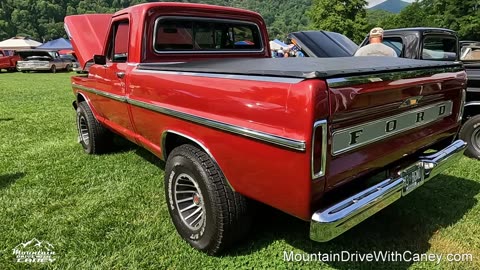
[93,55,106,65]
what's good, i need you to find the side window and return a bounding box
[107,21,129,62]
[382,37,403,57]
[154,18,262,52]
[422,36,457,60]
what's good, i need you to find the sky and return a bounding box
[367,0,415,8]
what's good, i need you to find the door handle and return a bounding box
[116,72,125,79]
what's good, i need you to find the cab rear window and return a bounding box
[422,36,457,60]
[154,17,262,52]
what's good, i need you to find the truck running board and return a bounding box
[310,140,467,242]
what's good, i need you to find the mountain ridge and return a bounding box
[369,0,410,13]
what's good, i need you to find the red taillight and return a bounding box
[312,120,327,179]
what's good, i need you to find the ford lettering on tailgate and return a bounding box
[332,101,453,155]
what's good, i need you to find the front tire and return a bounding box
[459,115,480,159]
[165,144,251,255]
[76,101,111,154]
[51,65,56,73]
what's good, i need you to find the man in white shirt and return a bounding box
[354,27,397,57]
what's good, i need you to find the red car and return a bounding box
[65,3,467,254]
[0,49,20,72]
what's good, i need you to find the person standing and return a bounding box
[354,27,397,57]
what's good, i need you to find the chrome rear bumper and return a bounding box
[310,140,467,242]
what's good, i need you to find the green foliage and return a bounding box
[369,0,480,41]
[308,0,368,43]
[0,0,311,42]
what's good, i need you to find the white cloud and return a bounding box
[367,0,415,8]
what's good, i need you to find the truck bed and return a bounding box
[139,57,462,79]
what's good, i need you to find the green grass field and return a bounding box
[0,72,479,269]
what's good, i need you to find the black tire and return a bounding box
[76,101,112,154]
[51,65,56,73]
[459,114,480,159]
[165,144,251,255]
[65,64,71,72]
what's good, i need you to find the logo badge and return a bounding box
[400,96,423,108]
[13,238,56,263]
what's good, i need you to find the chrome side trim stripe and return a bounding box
[326,66,464,88]
[133,69,304,84]
[72,83,127,102]
[128,99,305,151]
[72,84,306,151]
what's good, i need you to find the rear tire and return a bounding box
[51,65,56,73]
[459,115,480,159]
[165,144,251,255]
[76,101,112,154]
[65,64,71,72]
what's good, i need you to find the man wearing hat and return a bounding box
[354,27,397,57]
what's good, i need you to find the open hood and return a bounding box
[288,31,358,58]
[64,14,111,68]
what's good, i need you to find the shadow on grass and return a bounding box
[0,117,14,122]
[114,136,165,170]
[0,172,25,189]
[227,175,479,269]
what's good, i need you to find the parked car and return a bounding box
[72,60,92,74]
[16,50,73,73]
[0,49,21,72]
[65,3,467,254]
[59,54,77,71]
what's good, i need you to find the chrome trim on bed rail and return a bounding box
[326,66,464,88]
[310,140,467,242]
[133,69,304,84]
[72,83,306,151]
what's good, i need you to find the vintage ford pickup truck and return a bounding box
[65,3,467,254]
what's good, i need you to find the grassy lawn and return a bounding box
[0,71,479,269]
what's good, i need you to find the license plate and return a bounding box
[400,162,424,195]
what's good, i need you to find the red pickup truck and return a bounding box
[65,3,467,254]
[0,49,20,72]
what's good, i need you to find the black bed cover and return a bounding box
[138,57,463,79]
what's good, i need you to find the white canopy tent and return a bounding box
[0,37,42,50]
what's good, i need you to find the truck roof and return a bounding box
[384,27,457,36]
[113,2,262,19]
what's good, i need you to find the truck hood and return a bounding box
[64,14,111,68]
[288,31,358,57]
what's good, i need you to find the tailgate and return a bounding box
[325,65,466,189]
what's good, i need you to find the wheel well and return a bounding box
[463,105,480,121]
[162,132,206,160]
[73,94,87,110]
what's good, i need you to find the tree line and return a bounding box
[0,0,478,45]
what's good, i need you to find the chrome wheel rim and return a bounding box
[174,173,205,230]
[78,116,89,146]
[472,128,480,153]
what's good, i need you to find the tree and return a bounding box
[308,0,368,43]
